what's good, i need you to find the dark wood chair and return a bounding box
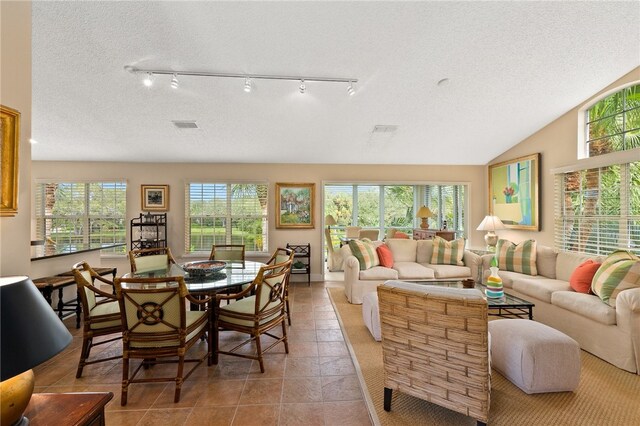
[128,247,176,273]
[213,259,292,373]
[114,275,211,406]
[265,247,295,325]
[72,261,123,378]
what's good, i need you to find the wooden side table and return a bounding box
[24,392,113,426]
[412,229,456,241]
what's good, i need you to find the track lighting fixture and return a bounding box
[347,81,355,96]
[124,65,358,96]
[143,72,154,87]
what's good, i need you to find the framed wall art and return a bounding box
[489,153,540,231]
[141,184,169,211]
[1,105,20,217]
[276,182,315,229]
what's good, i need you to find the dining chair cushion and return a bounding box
[218,296,282,327]
[129,311,208,348]
[89,300,122,330]
[133,254,169,273]
[78,270,98,310]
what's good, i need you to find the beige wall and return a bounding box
[31,162,486,279]
[486,66,640,247]
[0,1,31,276]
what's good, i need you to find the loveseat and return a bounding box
[343,238,481,304]
[481,244,640,374]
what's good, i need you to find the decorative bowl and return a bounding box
[181,260,227,277]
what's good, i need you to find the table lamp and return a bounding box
[325,214,337,230]
[1,276,73,426]
[416,206,434,229]
[476,215,506,250]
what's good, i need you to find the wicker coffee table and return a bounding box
[408,280,535,320]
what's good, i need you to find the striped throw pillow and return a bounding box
[591,250,640,307]
[348,239,380,270]
[430,236,465,266]
[495,239,537,275]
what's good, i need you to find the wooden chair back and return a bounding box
[359,229,380,240]
[209,244,245,265]
[345,226,362,238]
[128,247,176,273]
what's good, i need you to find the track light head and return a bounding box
[299,79,306,94]
[170,74,179,89]
[244,78,252,93]
[143,72,154,87]
[347,81,355,96]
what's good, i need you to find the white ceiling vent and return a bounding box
[372,125,398,134]
[172,120,198,129]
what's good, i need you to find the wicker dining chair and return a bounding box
[128,247,176,273]
[209,244,245,265]
[378,281,490,426]
[72,261,123,378]
[345,226,362,238]
[265,247,295,325]
[358,229,380,240]
[114,275,211,406]
[213,259,292,373]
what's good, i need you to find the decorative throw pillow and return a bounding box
[430,236,465,266]
[495,239,537,276]
[591,250,640,307]
[376,244,394,268]
[393,231,409,239]
[569,259,601,294]
[348,239,380,270]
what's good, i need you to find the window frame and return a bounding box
[185,181,269,255]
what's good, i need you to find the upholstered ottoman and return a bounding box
[362,291,381,341]
[488,319,581,394]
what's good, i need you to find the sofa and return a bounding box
[343,238,481,304]
[481,245,640,374]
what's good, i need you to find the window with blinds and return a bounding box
[185,183,268,253]
[324,183,465,238]
[554,161,639,255]
[34,182,127,254]
[585,83,639,157]
[422,184,465,233]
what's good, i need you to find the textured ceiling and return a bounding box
[32,1,640,165]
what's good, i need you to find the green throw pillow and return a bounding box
[591,250,640,307]
[348,239,380,270]
[430,236,465,266]
[495,239,537,275]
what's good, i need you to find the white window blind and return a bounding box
[185,183,268,253]
[423,184,466,234]
[35,182,127,253]
[554,161,639,255]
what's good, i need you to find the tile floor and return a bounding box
[33,280,373,426]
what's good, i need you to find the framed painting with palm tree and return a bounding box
[276,183,315,229]
[488,153,540,230]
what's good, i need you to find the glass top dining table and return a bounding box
[123,260,265,295]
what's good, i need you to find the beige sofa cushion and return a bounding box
[393,262,435,280]
[512,278,572,303]
[416,240,434,264]
[422,264,471,279]
[486,270,546,289]
[359,266,399,280]
[536,246,559,279]
[551,291,617,326]
[387,239,418,262]
[556,252,604,282]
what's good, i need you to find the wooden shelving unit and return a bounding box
[130,212,167,250]
[286,243,311,285]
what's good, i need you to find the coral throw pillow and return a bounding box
[393,232,409,239]
[569,259,601,294]
[376,244,394,268]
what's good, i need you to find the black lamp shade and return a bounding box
[1,276,73,381]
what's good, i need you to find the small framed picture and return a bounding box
[276,182,315,229]
[141,184,169,211]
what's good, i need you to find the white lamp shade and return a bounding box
[325,214,337,226]
[476,215,506,232]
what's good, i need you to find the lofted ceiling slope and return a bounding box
[31,1,640,165]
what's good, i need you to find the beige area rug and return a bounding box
[327,287,640,426]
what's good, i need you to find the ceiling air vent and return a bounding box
[172,120,198,129]
[369,125,398,144]
[372,125,398,133]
